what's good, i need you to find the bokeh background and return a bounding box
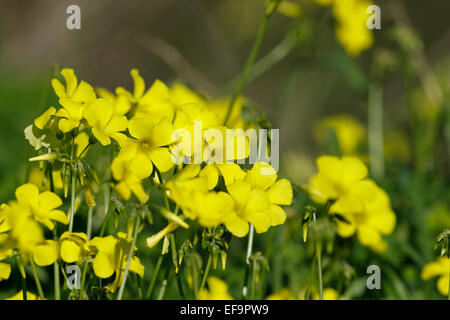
[0,0,449,299]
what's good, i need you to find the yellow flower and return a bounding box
[266,288,295,300]
[330,179,396,252]
[199,163,247,190]
[332,0,373,56]
[197,277,233,300]
[34,106,56,130]
[313,288,342,300]
[84,98,128,146]
[0,203,11,233]
[4,201,44,254]
[56,98,85,133]
[32,239,58,266]
[59,232,90,263]
[230,162,293,234]
[111,156,149,204]
[0,261,11,281]
[116,69,174,122]
[51,68,96,103]
[314,0,373,56]
[421,257,449,296]
[28,166,64,192]
[6,290,43,300]
[96,87,131,116]
[171,103,219,162]
[0,246,12,281]
[14,183,68,231]
[89,232,144,292]
[118,117,174,179]
[308,155,368,203]
[314,115,366,156]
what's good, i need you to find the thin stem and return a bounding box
[223,1,280,125]
[117,216,141,300]
[368,83,385,180]
[87,207,94,240]
[200,254,212,290]
[68,173,76,232]
[48,161,61,300]
[313,213,323,300]
[169,233,185,299]
[145,255,164,299]
[30,260,45,299]
[219,27,298,96]
[250,260,258,300]
[17,256,27,300]
[242,224,255,298]
[157,269,171,300]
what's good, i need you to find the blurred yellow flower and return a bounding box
[330,179,396,252]
[6,290,43,300]
[111,156,149,204]
[308,155,368,203]
[421,257,449,296]
[266,288,295,300]
[314,115,366,156]
[197,277,233,300]
[84,98,128,146]
[14,183,68,231]
[89,232,144,292]
[313,288,342,300]
[315,0,373,56]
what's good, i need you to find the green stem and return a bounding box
[223,1,280,126]
[368,83,385,180]
[242,224,255,299]
[219,27,298,96]
[157,269,171,300]
[117,216,141,300]
[200,254,212,290]
[313,213,323,300]
[169,233,185,299]
[68,173,76,232]
[48,162,61,300]
[30,259,45,299]
[80,261,89,295]
[145,254,164,299]
[250,260,258,300]
[17,256,27,300]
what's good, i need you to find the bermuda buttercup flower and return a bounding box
[329,179,396,252]
[51,68,96,103]
[116,69,174,122]
[308,155,368,203]
[421,257,450,296]
[118,117,175,179]
[84,98,128,146]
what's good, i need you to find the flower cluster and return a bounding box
[308,155,396,252]
[2,67,293,299]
